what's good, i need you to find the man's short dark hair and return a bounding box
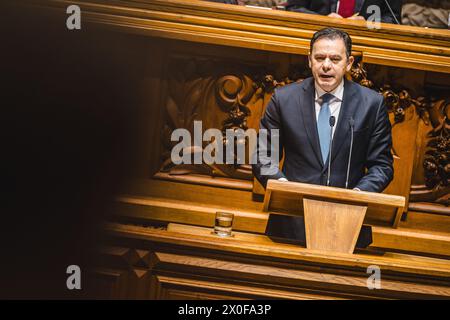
[310,28,352,58]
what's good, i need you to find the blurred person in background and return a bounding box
[402,0,450,29]
[206,0,287,8]
[286,0,403,24]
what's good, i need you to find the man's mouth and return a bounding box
[319,74,334,80]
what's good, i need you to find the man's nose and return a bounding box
[322,58,332,69]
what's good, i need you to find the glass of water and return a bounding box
[213,211,234,237]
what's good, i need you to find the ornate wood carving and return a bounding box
[424,100,450,192]
[158,58,277,184]
[412,99,450,205]
[350,63,429,125]
[351,63,450,206]
[159,58,209,176]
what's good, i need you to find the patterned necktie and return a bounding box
[318,93,334,163]
[337,0,356,18]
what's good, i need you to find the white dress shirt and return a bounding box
[314,79,344,138]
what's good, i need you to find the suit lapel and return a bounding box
[300,78,324,167]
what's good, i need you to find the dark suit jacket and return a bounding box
[286,0,402,24]
[252,77,394,192]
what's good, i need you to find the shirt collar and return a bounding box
[315,79,344,102]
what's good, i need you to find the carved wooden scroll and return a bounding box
[157,57,277,187]
[410,99,450,205]
[350,63,450,207]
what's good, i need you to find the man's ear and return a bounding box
[308,54,312,69]
[346,55,355,72]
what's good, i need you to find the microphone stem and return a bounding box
[345,121,354,189]
[384,0,400,25]
[327,127,334,186]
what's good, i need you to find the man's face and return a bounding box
[308,37,354,92]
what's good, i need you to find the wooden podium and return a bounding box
[263,180,406,254]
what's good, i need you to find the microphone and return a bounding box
[326,116,336,186]
[383,0,401,25]
[345,117,355,189]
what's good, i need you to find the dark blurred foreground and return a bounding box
[1,3,141,298]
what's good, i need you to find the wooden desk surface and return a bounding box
[105,222,450,279]
[96,221,450,299]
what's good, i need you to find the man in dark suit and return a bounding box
[286,0,402,24]
[252,27,393,193]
